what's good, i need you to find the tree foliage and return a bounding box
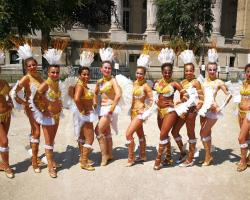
[0,0,116,48]
[156,0,214,44]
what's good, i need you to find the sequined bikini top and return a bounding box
[181,78,196,90]
[45,78,61,102]
[154,78,174,97]
[133,79,146,99]
[28,74,42,88]
[76,79,94,100]
[240,80,250,96]
[98,77,112,94]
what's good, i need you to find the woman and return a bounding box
[125,54,153,167]
[171,50,204,167]
[94,47,121,166]
[0,52,14,178]
[30,48,64,178]
[154,48,185,170]
[67,50,97,171]
[11,44,44,173]
[198,48,231,166]
[236,63,250,172]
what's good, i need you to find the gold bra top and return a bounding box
[76,79,94,100]
[0,83,10,97]
[154,78,174,97]
[98,77,112,94]
[133,79,146,99]
[181,79,196,90]
[240,80,250,96]
[46,78,61,101]
[28,74,41,88]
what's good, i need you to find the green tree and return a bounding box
[156,0,214,54]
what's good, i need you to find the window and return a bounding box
[229,56,235,67]
[123,11,130,32]
[10,50,19,64]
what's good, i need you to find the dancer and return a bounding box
[11,43,44,173]
[0,51,14,178]
[153,48,185,170]
[94,47,121,166]
[236,63,250,171]
[198,48,232,166]
[171,50,204,167]
[30,45,65,178]
[64,50,97,171]
[125,53,154,167]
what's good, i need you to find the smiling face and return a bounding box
[207,63,217,79]
[79,69,90,83]
[100,62,112,77]
[184,64,195,80]
[48,66,60,81]
[135,67,145,81]
[245,66,250,81]
[162,65,173,80]
[25,59,37,75]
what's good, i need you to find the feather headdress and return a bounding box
[137,54,150,69]
[99,47,114,62]
[179,50,195,65]
[208,48,218,63]
[158,48,175,64]
[79,51,94,67]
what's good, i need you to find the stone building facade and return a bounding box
[1,0,250,81]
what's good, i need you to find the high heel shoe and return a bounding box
[202,157,213,166]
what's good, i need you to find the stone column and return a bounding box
[145,0,160,43]
[110,0,127,42]
[212,0,222,35]
[234,0,247,38]
[110,0,123,30]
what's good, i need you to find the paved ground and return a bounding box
[0,89,250,200]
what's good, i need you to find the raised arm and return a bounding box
[144,83,154,108]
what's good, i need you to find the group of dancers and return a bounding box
[0,42,249,179]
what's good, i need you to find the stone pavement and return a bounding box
[0,90,250,200]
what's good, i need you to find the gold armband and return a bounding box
[109,104,115,112]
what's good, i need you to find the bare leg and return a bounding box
[171,116,186,163]
[200,117,217,166]
[154,112,178,170]
[0,117,14,178]
[237,117,250,172]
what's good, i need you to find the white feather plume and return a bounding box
[179,50,195,65]
[158,48,175,64]
[115,74,133,106]
[0,51,5,63]
[198,87,214,117]
[208,48,218,63]
[80,51,94,67]
[61,76,78,108]
[137,54,150,69]
[43,48,63,65]
[17,44,33,60]
[99,47,114,62]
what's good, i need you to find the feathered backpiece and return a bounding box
[208,48,218,63]
[137,54,150,69]
[179,50,195,65]
[0,51,5,63]
[79,50,94,67]
[99,47,114,62]
[43,39,68,65]
[158,48,175,64]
